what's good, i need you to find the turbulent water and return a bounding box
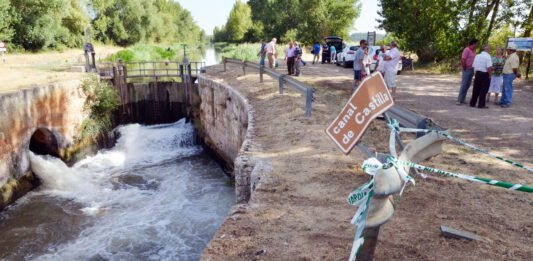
[0,119,234,260]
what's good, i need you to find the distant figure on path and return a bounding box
[457,39,478,105]
[499,43,521,108]
[266,38,278,69]
[257,39,266,66]
[352,40,367,92]
[382,41,400,98]
[321,41,329,64]
[284,42,296,75]
[294,41,305,76]
[469,45,492,109]
[486,46,505,104]
[330,45,336,64]
[313,42,320,64]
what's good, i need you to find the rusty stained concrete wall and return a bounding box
[0,80,88,185]
[198,75,267,203]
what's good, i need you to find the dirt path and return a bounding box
[201,61,533,260]
[0,45,121,93]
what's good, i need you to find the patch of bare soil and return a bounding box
[201,61,533,260]
[0,45,122,93]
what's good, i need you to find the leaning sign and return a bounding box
[325,72,394,154]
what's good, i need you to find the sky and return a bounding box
[176,0,385,36]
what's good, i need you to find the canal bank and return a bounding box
[0,71,252,259]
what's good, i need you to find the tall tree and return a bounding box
[378,0,461,62]
[225,1,253,42]
[232,0,361,44]
[0,0,18,43]
[91,0,157,46]
[11,0,90,50]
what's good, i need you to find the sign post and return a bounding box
[367,32,376,47]
[325,72,394,154]
[325,72,394,260]
[0,41,6,63]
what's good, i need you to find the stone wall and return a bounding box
[197,75,258,203]
[0,80,88,185]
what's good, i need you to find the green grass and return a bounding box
[105,43,206,62]
[216,42,288,62]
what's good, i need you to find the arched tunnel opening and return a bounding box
[29,128,60,157]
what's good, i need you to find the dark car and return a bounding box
[324,36,343,64]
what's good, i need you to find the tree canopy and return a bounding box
[215,0,362,44]
[378,0,533,62]
[1,0,206,51]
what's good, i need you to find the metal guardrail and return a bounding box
[223,57,314,116]
[387,104,445,137]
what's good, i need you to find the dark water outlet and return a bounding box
[29,128,60,157]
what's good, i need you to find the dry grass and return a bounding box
[0,44,122,93]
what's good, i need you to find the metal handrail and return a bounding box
[116,60,205,79]
[223,57,314,116]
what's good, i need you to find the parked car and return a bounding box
[324,36,343,64]
[336,44,359,68]
[368,45,403,74]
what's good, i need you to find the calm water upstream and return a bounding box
[0,119,234,260]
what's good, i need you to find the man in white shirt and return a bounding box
[374,45,388,73]
[266,38,278,69]
[382,41,400,98]
[469,45,492,108]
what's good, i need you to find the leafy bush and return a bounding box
[78,74,120,142]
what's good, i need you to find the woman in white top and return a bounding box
[374,45,387,74]
[363,47,372,77]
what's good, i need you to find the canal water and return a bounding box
[0,119,234,260]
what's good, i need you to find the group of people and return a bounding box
[457,38,521,108]
[312,41,336,64]
[257,38,306,76]
[353,40,401,98]
[256,38,402,98]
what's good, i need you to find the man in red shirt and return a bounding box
[457,39,478,105]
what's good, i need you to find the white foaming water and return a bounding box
[20,119,234,260]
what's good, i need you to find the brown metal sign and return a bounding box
[325,72,394,154]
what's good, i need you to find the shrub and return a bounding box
[78,74,120,142]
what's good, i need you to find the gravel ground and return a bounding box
[201,59,533,260]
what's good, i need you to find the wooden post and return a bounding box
[279,74,284,94]
[526,49,531,80]
[260,65,264,83]
[242,61,246,75]
[356,227,380,261]
[223,57,227,72]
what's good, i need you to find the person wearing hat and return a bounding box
[499,43,521,108]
